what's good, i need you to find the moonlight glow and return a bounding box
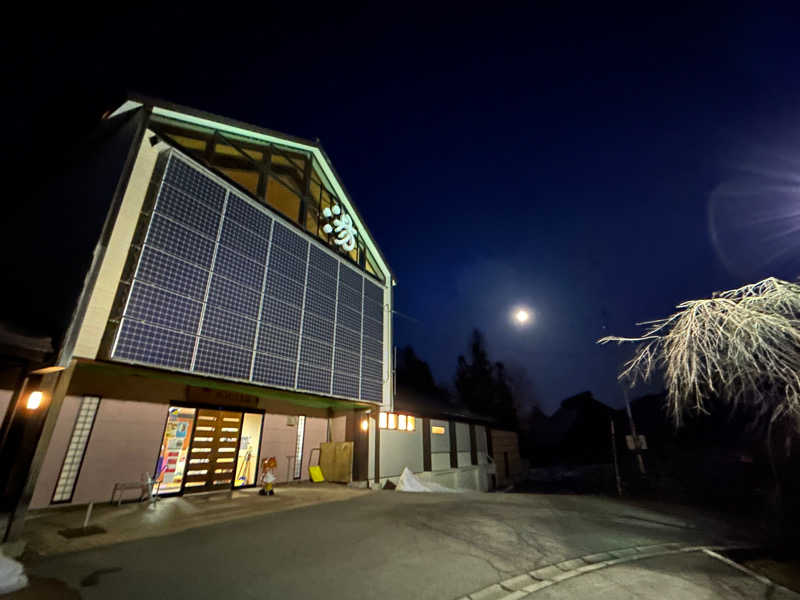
[511,307,533,327]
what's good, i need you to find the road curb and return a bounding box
[455,543,750,600]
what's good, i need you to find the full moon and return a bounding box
[511,306,533,327]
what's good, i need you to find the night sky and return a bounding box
[5,5,800,413]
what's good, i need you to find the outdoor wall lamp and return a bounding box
[26,391,43,410]
[360,418,369,432]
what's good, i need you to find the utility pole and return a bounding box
[623,387,646,475]
[610,418,622,496]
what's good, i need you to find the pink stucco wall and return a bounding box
[30,404,331,508]
[71,399,167,505]
[258,415,327,483]
[30,396,82,509]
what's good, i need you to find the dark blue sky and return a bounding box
[6,4,800,413]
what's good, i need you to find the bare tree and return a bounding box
[598,277,800,431]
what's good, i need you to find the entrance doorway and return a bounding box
[183,409,243,493]
[155,406,264,495]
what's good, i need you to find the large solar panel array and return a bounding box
[111,153,386,403]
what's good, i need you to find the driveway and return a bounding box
[15,491,779,599]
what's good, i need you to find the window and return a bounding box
[294,415,306,479]
[267,176,302,222]
[378,412,415,432]
[431,425,446,435]
[154,406,196,494]
[234,412,263,487]
[52,396,100,503]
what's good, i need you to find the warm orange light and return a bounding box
[406,416,416,432]
[378,412,387,428]
[360,419,369,432]
[26,391,43,410]
[388,413,397,430]
[398,414,407,430]
[432,425,446,435]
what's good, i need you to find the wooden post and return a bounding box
[448,420,457,468]
[468,423,477,466]
[422,418,431,472]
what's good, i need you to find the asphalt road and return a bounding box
[20,491,758,599]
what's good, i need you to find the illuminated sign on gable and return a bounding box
[322,204,357,252]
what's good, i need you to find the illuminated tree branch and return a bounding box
[598,277,800,429]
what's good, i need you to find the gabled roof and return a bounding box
[109,94,393,285]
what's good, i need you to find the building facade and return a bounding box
[0,97,521,522]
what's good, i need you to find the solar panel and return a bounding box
[360,378,383,402]
[136,247,209,301]
[155,185,221,238]
[301,313,334,345]
[333,348,360,375]
[252,353,296,387]
[362,316,383,341]
[260,295,302,332]
[145,215,216,268]
[299,337,333,368]
[125,282,202,334]
[304,290,336,319]
[111,152,387,403]
[264,271,305,307]
[269,247,307,283]
[200,305,257,349]
[363,297,383,322]
[362,336,383,362]
[361,358,383,381]
[225,193,272,239]
[297,363,331,394]
[363,280,383,303]
[334,324,361,355]
[256,324,298,359]
[338,263,361,288]
[219,219,270,263]
[194,339,251,380]
[213,246,265,291]
[336,305,362,334]
[336,284,362,314]
[114,320,195,370]
[163,156,225,212]
[272,223,308,257]
[206,274,261,318]
[305,266,338,297]
[333,372,360,398]
[309,245,338,277]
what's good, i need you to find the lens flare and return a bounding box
[709,134,800,281]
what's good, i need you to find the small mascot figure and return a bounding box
[259,456,278,496]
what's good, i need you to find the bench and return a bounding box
[111,474,157,506]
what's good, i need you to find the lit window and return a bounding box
[432,426,446,435]
[378,412,416,432]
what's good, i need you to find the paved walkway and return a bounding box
[18,482,370,556]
